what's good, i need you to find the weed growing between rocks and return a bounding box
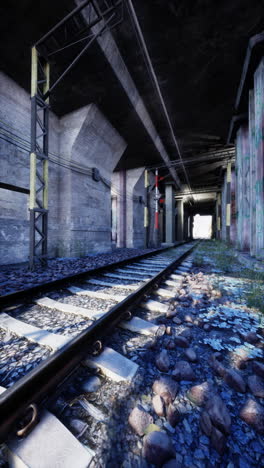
[245,278,264,314]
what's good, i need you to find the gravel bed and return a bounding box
[44,244,264,467]
[0,248,157,296]
[0,328,51,388]
[57,293,118,312]
[93,275,143,287]
[75,282,139,297]
[10,305,93,337]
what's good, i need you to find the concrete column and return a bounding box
[176,199,184,241]
[236,124,250,251]
[111,196,117,244]
[217,193,221,239]
[249,89,256,256]
[190,215,193,240]
[226,162,231,242]
[221,175,227,241]
[230,169,237,244]
[165,184,175,244]
[183,211,189,240]
[144,170,149,248]
[254,58,264,259]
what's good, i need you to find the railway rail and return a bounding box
[0,241,197,462]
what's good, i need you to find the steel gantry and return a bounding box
[29,0,123,269]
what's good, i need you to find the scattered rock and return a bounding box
[166,326,172,335]
[129,406,153,436]
[172,317,182,325]
[211,426,227,455]
[240,399,264,434]
[244,332,259,344]
[163,421,175,434]
[144,424,162,435]
[184,314,194,323]
[167,404,181,427]
[165,339,176,350]
[247,375,264,398]
[143,431,176,466]
[174,336,189,348]
[162,459,180,468]
[166,309,177,319]
[200,411,212,437]
[153,395,165,417]
[69,419,88,438]
[252,361,264,378]
[184,348,197,362]
[156,350,170,372]
[81,376,101,393]
[209,355,226,377]
[204,324,211,332]
[179,328,192,339]
[187,382,213,406]
[153,377,178,404]
[224,369,246,393]
[172,360,195,381]
[206,395,231,435]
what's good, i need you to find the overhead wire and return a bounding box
[0,120,148,202]
[125,0,192,192]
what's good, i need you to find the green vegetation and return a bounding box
[193,253,204,267]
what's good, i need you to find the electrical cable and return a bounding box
[125,0,191,192]
[0,126,145,202]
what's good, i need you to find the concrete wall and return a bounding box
[0,73,126,264]
[254,58,264,259]
[232,57,264,259]
[0,72,60,264]
[58,105,126,257]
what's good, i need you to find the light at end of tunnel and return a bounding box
[193,214,212,239]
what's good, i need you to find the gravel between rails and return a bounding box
[0,248,157,296]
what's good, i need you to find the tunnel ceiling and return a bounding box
[1,0,264,190]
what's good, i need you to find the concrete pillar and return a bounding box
[226,162,231,242]
[111,196,117,245]
[119,169,127,248]
[217,193,221,239]
[165,184,175,244]
[176,199,184,241]
[249,89,256,256]
[254,58,264,259]
[190,215,193,240]
[183,210,189,240]
[230,169,237,244]
[236,124,250,251]
[221,175,227,241]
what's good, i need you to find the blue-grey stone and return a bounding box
[200,435,209,445]
[194,449,205,460]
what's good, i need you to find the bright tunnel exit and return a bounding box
[193,214,212,239]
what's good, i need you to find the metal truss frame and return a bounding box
[29,0,123,269]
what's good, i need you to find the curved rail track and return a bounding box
[0,241,198,465]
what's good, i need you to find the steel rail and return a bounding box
[0,242,187,307]
[0,242,197,442]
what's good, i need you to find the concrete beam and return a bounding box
[78,1,182,189]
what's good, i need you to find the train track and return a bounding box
[0,241,197,466]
